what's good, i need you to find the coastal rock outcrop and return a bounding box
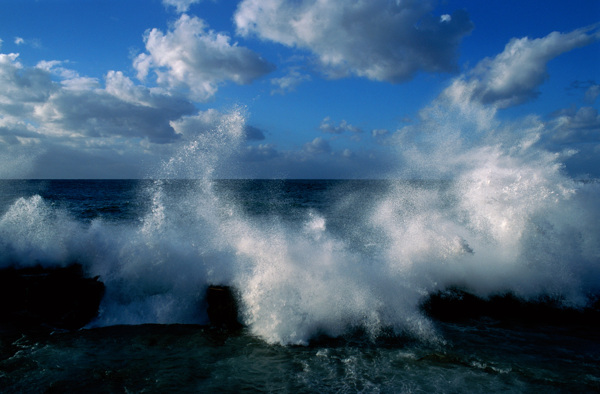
[0,264,105,330]
[206,285,242,329]
[422,287,600,325]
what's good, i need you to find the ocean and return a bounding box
[0,179,599,392]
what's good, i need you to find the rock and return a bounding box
[422,287,600,326]
[206,285,242,329]
[0,264,105,330]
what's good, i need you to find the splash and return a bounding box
[1,104,599,345]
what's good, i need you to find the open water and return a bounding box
[0,178,599,392]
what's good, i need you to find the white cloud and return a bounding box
[235,0,473,82]
[38,61,83,80]
[0,47,270,178]
[162,0,202,13]
[0,50,206,178]
[170,108,234,137]
[34,82,195,143]
[442,25,600,109]
[0,53,57,116]
[36,60,100,91]
[319,117,362,134]
[134,14,274,101]
[170,108,265,142]
[549,106,600,144]
[387,25,600,180]
[60,76,101,91]
[14,37,25,45]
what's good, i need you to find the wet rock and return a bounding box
[422,287,600,326]
[0,264,105,330]
[206,285,242,329]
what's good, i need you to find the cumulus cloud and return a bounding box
[170,108,229,136]
[0,50,208,178]
[0,53,57,116]
[26,67,196,143]
[35,89,193,143]
[162,0,202,13]
[170,108,266,142]
[0,48,272,178]
[14,37,25,45]
[319,117,362,134]
[235,0,473,82]
[134,14,274,101]
[442,25,600,109]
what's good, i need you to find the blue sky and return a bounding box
[0,0,599,178]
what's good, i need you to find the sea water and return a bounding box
[1,106,599,391]
[0,179,598,392]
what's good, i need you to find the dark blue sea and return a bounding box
[1,179,599,392]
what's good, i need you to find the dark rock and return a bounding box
[0,263,105,330]
[206,285,242,329]
[422,287,600,326]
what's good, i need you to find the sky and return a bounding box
[0,0,599,179]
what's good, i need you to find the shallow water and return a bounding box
[1,320,598,392]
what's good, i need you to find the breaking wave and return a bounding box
[1,105,599,345]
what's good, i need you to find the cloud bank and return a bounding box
[1,3,598,179]
[0,53,199,177]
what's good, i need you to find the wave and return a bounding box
[1,108,599,345]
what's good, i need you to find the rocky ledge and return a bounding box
[422,287,600,325]
[0,264,105,331]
